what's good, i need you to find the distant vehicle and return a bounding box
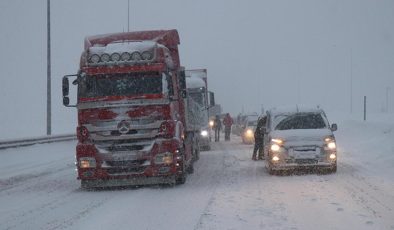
[185,69,215,151]
[263,105,338,174]
[241,117,258,144]
[233,113,258,136]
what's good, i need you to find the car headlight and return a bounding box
[271,138,284,144]
[209,120,214,127]
[79,157,96,168]
[200,130,208,137]
[245,129,253,137]
[154,152,173,164]
[327,142,336,150]
[329,153,336,159]
[271,144,281,152]
[272,155,280,162]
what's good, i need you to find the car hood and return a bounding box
[270,129,333,148]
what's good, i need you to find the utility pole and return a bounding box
[47,0,51,135]
[386,87,391,113]
[350,48,353,114]
[127,0,130,32]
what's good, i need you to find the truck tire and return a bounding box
[187,163,194,174]
[176,172,186,184]
[176,156,187,185]
[194,146,200,161]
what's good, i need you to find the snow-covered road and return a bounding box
[1,117,393,230]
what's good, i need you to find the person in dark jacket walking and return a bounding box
[252,115,267,160]
[223,113,233,141]
[213,115,222,142]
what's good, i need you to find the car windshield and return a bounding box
[248,120,258,126]
[274,113,327,130]
[78,72,171,98]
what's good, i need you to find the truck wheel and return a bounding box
[176,172,186,184]
[186,161,194,174]
[194,147,200,161]
[175,156,187,185]
[268,164,275,175]
[330,165,337,173]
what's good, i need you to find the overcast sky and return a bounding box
[0,0,393,138]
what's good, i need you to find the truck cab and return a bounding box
[62,30,195,188]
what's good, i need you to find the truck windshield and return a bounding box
[274,113,327,130]
[188,92,204,106]
[78,72,170,98]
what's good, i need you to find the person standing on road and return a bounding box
[252,115,267,160]
[223,113,233,141]
[213,115,222,142]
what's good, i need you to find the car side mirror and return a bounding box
[331,123,338,131]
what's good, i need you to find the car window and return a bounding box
[275,113,327,130]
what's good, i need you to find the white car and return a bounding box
[264,105,338,174]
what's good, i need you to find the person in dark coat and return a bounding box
[252,115,267,160]
[222,113,233,141]
[213,115,222,142]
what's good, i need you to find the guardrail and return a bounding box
[0,134,76,150]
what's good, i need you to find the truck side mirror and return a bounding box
[209,91,215,107]
[63,97,70,106]
[331,123,338,131]
[62,77,69,97]
[62,74,79,107]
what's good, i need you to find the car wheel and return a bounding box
[267,164,275,175]
[330,165,337,173]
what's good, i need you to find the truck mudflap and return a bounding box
[81,175,176,189]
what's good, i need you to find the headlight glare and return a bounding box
[327,142,336,149]
[271,144,281,152]
[246,129,253,136]
[271,138,283,144]
[329,153,336,159]
[201,130,208,137]
[272,156,280,161]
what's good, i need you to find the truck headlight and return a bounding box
[79,157,96,168]
[329,153,336,159]
[154,152,173,164]
[272,155,280,162]
[200,130,208,137]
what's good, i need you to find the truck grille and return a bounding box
[104,159,148,175]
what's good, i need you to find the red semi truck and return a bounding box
[62,30,196,188]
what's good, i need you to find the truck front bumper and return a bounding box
[81,175,176,188]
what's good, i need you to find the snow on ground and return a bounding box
[0,113,393,230]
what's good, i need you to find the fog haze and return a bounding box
[1,0,393,138]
